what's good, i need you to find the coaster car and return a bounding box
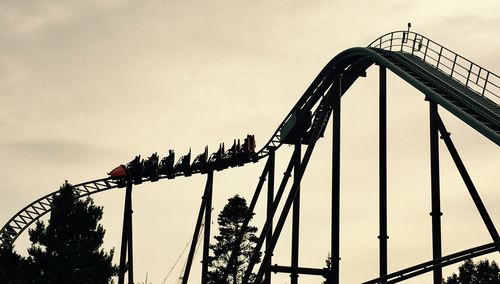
[108,164,127,187]
[192,146,208,173]
[143,152,159,181]
[127,155,143,185]
[225,139,241,167]
[208,143,225,170]
[108,164,127,178]
[158,150,175,177]
[174,149,192,176]
[241,134,256,154]
[241,134,258,162]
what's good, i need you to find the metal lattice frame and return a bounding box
[0,178,120,247]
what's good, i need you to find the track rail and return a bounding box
[0,178,120,246]
[1,31,499,282]
[369,31,500,104]
[363,241,500,284]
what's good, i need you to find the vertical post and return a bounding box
[291,141,301,284]
[436,46,443,69]
[465,62,473,87]
[389,33,393,51]
[429,101,442,284]
[127,182,134,284]
[265,148,275,284]
[330,73,342,284]
[450,54,458,77]
[201,171,213,284]
[246,95,330,283]
[379,65,388,282]
[423,38,429,61]
[222,161,272,283]
[482,72,490,97]
[118,180,133,284]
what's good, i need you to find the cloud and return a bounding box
[0,139,121,164]
[0,2,74,36]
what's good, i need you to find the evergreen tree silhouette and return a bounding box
[443,258,500,284]
[27,182,117,283]
[207,194,260,284]
[0,245,36,284]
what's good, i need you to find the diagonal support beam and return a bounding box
[247,89,336,284]
[251,126,321,283]
[239,153,296,283]
[436,115,500,245]
[221,158,272,282]
[223,153,295,283]
[182,172,213,284]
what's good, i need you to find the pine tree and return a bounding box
[443,258,500,284]
[27,182,117,283]
[208,195,260,284]
[0,245,36,284]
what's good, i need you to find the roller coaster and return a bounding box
[1,28,499,284]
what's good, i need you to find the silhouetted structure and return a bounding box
[1,30,499,284]
[0,182,117,283]
[207,195,260,284]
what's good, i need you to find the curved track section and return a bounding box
[362,241,500,284]
[0,178,120,247]
[2,31,499,281]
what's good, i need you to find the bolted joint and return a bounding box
[440,132,451,139]
[264,250,275,257]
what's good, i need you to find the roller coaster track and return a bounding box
[362,241,500,284]
[1,30,499,282]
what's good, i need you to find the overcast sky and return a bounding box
[1,1,499,283]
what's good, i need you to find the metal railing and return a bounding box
[368,31,500,105]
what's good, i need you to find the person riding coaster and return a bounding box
[108,134,257,181]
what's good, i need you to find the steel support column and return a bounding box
[379,65,388,281]
[245,93,334,284]
[182,181,209,284]
[251,128,322,283]
[201,171,213,284]
[429,101,442,284]
[330,74,342,284]
[127,184,134,284]
[241,156,297,283]
[265,148,275,284]
[291,141,301,284]
[118,180,134,284]
[436,116,500,245]
[222,160,272,283]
